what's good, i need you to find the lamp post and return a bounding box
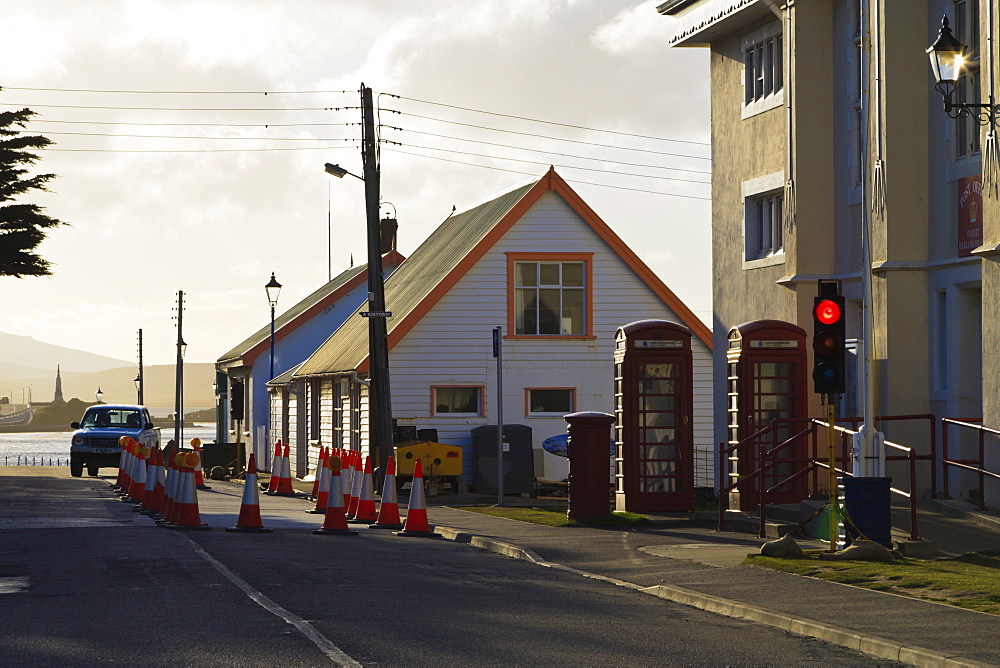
[322,84,395,478]
[927,14,997,124]
[134,374,141,404]
[95,387,103,404]
[265,273,282,381]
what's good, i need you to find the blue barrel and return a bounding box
[841,476,893,548]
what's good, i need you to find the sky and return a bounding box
[0,0,710,366]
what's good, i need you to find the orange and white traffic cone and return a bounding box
[394,459,438,538]
[191,438,210,490]
[140,445,161,513]
[226,453,273,533]
[309,447,327,500]
[265,439,283,492]
[115,437,134,494]
[346,451,363,518]
[307,449,332,515]
[340,450,354,510]
[157,451,178,525]
[352,456,378,523]
[114,436,131,490]
[267,444,297,496]
[126,445,147,504]
[371,455,403,529]
[313,455,357,536]
[166,451,210,530]
[148,446,167,516]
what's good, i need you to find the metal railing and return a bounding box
[941,418,1000,511]
[3,456,69,467]
[718,414,934,541]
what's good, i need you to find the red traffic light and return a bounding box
[814,299,842,325]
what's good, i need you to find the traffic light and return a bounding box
[812,294,846,395]
[230,380,244,421]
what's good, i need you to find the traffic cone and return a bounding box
[166,451,210,530]
[352,456,378,523]
[307,449,332,515]
[125,445,147,504]
[191,438,210,490]
[114,436,130,490]
[115,437,133,494]
[226,453,273,533]
[148,446,167,516]
[313,456,358,535]
[346,451,363,517]
[394,459,438,538]
[267,444,297,496]
[265,440,283,492]
[372,455,403,529]
[341,450,354,510]
[140,445,161,513]
[309,447,327,500]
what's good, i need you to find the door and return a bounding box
[633,359,691,509]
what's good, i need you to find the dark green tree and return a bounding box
[0,105,65,277]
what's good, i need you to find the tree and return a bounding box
[0,105,65,277]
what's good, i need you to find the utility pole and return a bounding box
[174,290,185,450]
[360,83,393,477]
[137,329,144,406]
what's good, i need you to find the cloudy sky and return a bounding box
[0,0,710,366]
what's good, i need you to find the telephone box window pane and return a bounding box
[642,444,678,460]
[643,363,676,379]
[643,477,677,493]
[641,427,677,444]
[641,396,677,415]
[642,379,676,396]
[757,378,791,394]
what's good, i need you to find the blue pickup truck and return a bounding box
[69,404,161,477]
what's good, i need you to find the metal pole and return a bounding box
[360,83,393,474]
[827,400,837,552]
[494,326,505,506]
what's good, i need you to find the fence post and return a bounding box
[942,421,952,500]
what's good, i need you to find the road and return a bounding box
[0,468,900,666]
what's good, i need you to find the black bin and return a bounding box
[471,424,533,495]
[842,476,892,549]
[201,442,238,470]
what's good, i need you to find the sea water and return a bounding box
[0,425,218,466]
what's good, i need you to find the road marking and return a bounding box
[178,534,361,667]
[0,576,29,594]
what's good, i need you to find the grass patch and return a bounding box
[454,505,653,527]
[745,552,1000,614]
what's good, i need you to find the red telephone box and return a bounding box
[614,320,694,513]
[726,320,808,511]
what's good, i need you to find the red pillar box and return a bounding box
[565,411,615,520]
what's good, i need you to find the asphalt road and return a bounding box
[0,468,901,666]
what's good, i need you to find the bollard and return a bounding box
[564,412,615,520]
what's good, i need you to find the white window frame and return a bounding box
[742,172,786,268]
[741,20,784,120]
[512,259,588,337]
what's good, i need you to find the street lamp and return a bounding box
[265,273,282,381]
[927,14,996,125]
[95,387,103,404]
[134,373,141,404]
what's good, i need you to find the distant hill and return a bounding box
[0,331,131,376]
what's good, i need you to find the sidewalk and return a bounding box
[421,498,1000,668]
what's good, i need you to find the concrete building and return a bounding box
[659,0,994,506]
[270,168,714,492]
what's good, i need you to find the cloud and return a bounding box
[592,2,666,55]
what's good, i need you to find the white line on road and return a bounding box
[178,534,361,667]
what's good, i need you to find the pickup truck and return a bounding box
[70,404,161,477]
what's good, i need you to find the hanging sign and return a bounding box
[958,175,983,258]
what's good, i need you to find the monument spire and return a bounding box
[54,365,64,404]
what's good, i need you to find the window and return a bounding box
[745,191,784,260]
[527,388,575,415]
[953,0,981,160]
[743,23,783,106]
[511,256,590,336]
[433,386,483,416]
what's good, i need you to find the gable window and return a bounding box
[433,386,483,416]
[527,388,575,415]
[510,254,591,337]
[742,21,783,118]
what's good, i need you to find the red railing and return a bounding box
[718,415,935,541]
[941,418,1000,511]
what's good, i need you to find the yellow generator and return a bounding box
[394,440,463,495]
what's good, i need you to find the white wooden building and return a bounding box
[269,168,713,487]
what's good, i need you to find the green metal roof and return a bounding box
[216,263,370,365]
[294,179,537,377]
